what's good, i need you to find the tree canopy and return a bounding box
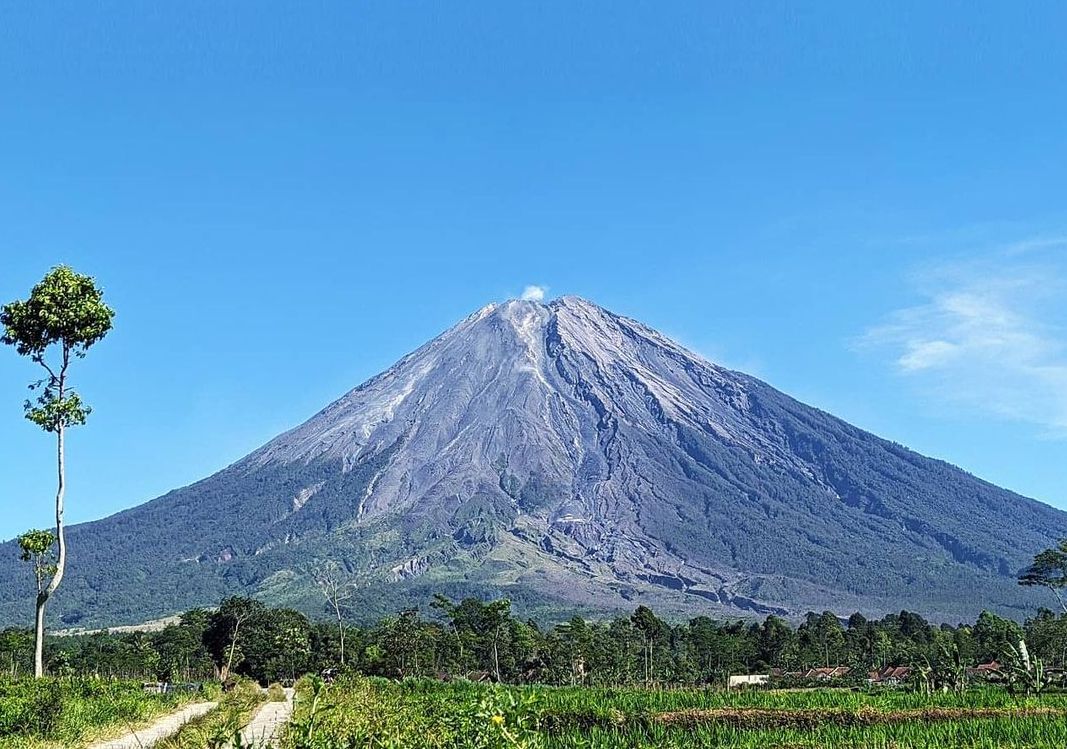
[1020,539,1067,614]
[1,265,114,432]
[5,595,1064,689]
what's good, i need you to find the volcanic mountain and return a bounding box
[2,296,1065,627]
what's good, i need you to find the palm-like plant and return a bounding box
[993,640,1050,695]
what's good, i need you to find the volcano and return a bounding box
[2,296,1064,627]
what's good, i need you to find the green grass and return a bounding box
[0,677,200,749]
[541,717,1067,748]
[528,682,1067,721]
[281,676,1067,749]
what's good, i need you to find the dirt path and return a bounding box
[87,701,219,749]
[231,688,295,748]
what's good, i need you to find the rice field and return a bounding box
[282,676,1067,749]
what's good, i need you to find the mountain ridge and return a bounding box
[1,295,1064,628]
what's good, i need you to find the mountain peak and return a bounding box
[489,294,602,311]
[3,296,1065,627]
[549,293,593,307]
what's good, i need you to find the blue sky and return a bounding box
[1,2,1066,539]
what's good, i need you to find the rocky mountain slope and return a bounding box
[1,296,1065,627]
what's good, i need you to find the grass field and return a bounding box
[0,677,202,749]
[282,676,1067,749]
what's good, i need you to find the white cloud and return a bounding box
[863,254,1067,435]
[1003,235,1067,257]
[898,339,960,371]
[520,285,547,302]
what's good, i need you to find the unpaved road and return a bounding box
[230,688,295,748]
[87,701,218,749]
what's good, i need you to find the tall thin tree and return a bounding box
[2,266,114,677]
[310,561,355,666]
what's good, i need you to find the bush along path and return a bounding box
[86,701,219,749]
[228,686,294,748]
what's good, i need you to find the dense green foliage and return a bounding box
[0,610,217,682]
[0,678,194,748]
[2,596,1065,689]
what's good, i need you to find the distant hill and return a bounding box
[1,296,1064,628]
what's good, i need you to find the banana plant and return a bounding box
[993,639,1050,696]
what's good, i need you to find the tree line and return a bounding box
[2,595,1066,687]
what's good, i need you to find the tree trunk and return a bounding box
[34,424,66,679]
[642,636,651,686]
[335,603,345,666]
[224,619,242,682]
[33,593,46,678]
[1048,584,1067,616]
[493,634,501,683]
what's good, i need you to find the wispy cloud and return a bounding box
[1002,235,1067,257]
[862,248,1067,436]
[520,285,547,301]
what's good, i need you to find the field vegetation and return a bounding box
[0,677,201,748]
[282,676,1067,749]
[0,597,1065,747]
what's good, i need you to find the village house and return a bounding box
[727,674,770,689]
[785,666,852,680]
[867,666,913,685]
[966,661,1001,679]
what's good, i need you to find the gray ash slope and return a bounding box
[2,296,1065,627]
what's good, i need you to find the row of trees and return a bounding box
[2,595,1067,686]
